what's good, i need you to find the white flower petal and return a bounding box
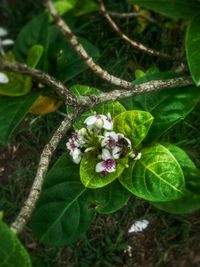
[84,115,96,126]
[128,219,149,233]
[0,72,9,84]
[102,148,112,160]
[96,161,105,172]
[112,146,121,159]
[0,27,8,37]
[135,152,142,160]
[103,119,113,130]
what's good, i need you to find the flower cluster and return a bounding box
[0,27,14,84]
[66,113,142,176]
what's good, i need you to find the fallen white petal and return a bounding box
[0,72,9,84]
[128,219,149,233]
[0,27,8,37]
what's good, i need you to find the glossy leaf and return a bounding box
[152,190,200,214]
[186,14,200,86]
[0,220,32,266]
[48,26,100,82]
[32,153,130,246]
[152,143,200,214]
[0,92,39,144]
[31,154,94,247]
[114,110,153,147]
[94,180,131,214]
[80,152,128,188]
[14,13,49,61]
[119,143,185,202]
[128,0,200,18]
[121,72,200,141]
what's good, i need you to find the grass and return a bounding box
[0,0,200,266]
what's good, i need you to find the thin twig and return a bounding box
[44,0,134,90]
[10,108,84,234]
[109,11,156,24]
[0,59,79,106]
[98,0,172,59]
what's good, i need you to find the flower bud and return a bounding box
[79,128,87,136]
[95,118,104,129]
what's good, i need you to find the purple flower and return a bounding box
[96,149,116,174]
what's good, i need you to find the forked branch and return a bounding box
[98,0,172,59]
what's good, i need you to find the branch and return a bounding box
[44,0,134,90]
[96,76,194,104]
[109,11,156,24]
[98,0,172,59]
[10,108,84,234]
[0,59,194,107]
[0,59,79,106]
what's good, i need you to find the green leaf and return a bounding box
[0,92,39,144]
[162,143,200,192]
[0,220,32,266]
[186,14,200,86]
[152,190,200,214]
[31,154,94,247]
[80,152,128,188]
[14,13,49,61]
[128,0,200,18]
[26,45,44,68]
[94,180,131,214]
[73,0,98,16]
[119,143,185,202]
[67,85,125,129]
[48,26,100,82]
[32,153,130,246]
[152,143,200,214]
[53,0,77,16]
[113,110,153,148]
[122,72,200,141]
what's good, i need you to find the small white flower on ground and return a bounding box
[0,27,14,55]
[96,149,116,173]
[84,113,113,131]
[0,72,9,84]
[124,245,132,257]
[128,219,149,233]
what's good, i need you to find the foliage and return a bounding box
[0,0,200,264]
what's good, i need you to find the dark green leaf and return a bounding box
[128,0,200,18]
[48,26,100,82]
[14,13,49,61]
[114,110,154,147]
[0,92,39,144]
[94,180,131,214]
[152,190,200,214]
[122,72,200,141]
[32,153,130,246]
[0,220,32,266]
[186,14,200,86]
[119,143,185,202]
